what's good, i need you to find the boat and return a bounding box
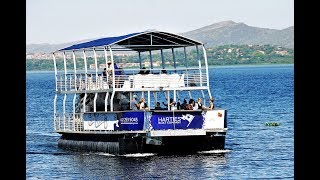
[52,30,227,155]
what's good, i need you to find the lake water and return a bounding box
[26,64,294,179]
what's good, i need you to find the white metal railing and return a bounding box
[56,67,208,92]
[54,113,84,131]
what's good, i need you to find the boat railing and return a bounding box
[54,109,226,133]
[54,112,83,132]
[56,67,208,92]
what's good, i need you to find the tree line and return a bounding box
[26,44,294,71]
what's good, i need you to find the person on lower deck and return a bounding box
[162,98,176,110]
[130,94,139,110]
[139,98,149,110]
[195,98,203,110]
[155,102,163,110]
[208,97,215,109]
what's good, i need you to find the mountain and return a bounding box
[26,20,293,53]
[180,20,293,49]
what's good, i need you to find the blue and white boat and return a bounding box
[52,30,227,154]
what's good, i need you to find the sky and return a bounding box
[26,0,294,44]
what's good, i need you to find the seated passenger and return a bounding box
[130,94,139,110]
[154,102,163,110]
[139,98,149,110]
[162,98,176,110]
[180,99,188,110]
[195,98,203,110]
[185,99,195,110]
[207,98,215,110]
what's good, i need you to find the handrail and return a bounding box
[56,67,208,92]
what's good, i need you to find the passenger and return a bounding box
[138,67,146,74]
[119,94,130,110]
[185,99,195,110]
[176,100,181,110]
[102,68,107,77]
[208,98,215,110]
[196,98,203,110]
[130,94,139,110]
[180,99,188,110]
[139,98,149,110]
[203,98,215,110]
[113,99,121,111]
[170,101,177,110]
[162,98,176,110]
[161,69,167,74]
[155,102,162,110]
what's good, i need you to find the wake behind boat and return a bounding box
[52,30,227,155]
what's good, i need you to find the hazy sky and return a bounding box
[26,0,294,44]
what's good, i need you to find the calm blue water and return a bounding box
[26,64,294,179]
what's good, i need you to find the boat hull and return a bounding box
[57,131,226,155]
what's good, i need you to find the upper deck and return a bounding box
[52,30,210,95]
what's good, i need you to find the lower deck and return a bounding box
[54,109,227,135]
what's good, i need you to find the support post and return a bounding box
[105,92,109,112]
[83,50,88,89]
[138,52,142,69]
[202,45,209,87]
[149,50,153,72]
[161,49,165,69]
[63,52,67,91]
[93,48,98,88]
[72,51,77,90]
[172,48,176,72]
[53,53,58,92]
[93,93,97,112]
[196,45,202,86]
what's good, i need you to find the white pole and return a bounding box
[104,47,108,70]
[83,50,88,89]
[109,46,115,89]
[167,91,170,110]
[93,93,97,112]
[73,94,76,115]
[63,52,67,91]
[184,47,188,68]
[172,48,176,72]
[63,94,67,131]
[138,52,142,69]
[93,48,98,88]
[147,91,150,108]
[72,51,77,90]
[53,94,57,130]
[83,93,87,112]
[52,53,58,92]
[105,92,109,112]
[149,50,153,71]
[160,49,165,69]
[202,45,210,87]
[173,90,176,105]
[110,91,115,112]
[201,90,205,106]
[196,45,202,86]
